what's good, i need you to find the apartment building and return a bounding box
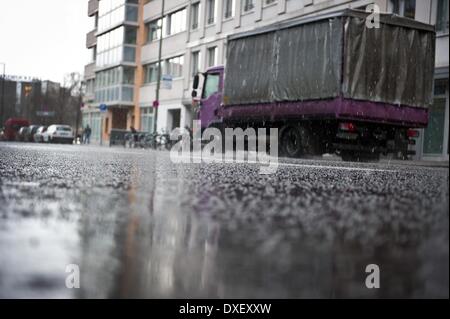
[83,0,140,143]
[83,0,448,160]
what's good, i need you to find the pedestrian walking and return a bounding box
[84,125,92,144]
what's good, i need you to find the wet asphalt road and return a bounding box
[0,142,448,299]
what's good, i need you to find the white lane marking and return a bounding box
[279,161,394,172]
[185,155,395,173]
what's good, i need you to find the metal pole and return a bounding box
[0,63,5,126]
[153,0,165,133]
[75,93,82,143]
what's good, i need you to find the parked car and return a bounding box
[17,127,30,142]
[33,126,48,143]
[42,125,74,144]
[1,118,30,141]
[25,125,41,142]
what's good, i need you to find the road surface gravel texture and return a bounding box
[0,142,448,298]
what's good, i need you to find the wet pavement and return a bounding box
[0,142,448,299]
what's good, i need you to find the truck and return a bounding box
[191,9,435,162]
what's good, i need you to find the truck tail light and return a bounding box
[339,122,356,132]
[407,129,419,138]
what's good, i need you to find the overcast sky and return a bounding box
[0,0,90,83]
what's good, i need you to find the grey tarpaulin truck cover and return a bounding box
[223,9,435,110]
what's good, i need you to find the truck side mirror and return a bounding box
[193,74,200,90]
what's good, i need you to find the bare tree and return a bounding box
[60,72,83,136]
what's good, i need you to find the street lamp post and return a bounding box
[153,0,165,133]
[0,63,5,126]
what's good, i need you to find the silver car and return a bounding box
[42,125,74,144]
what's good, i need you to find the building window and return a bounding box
[122,67,135,84]
[147,19,163,42]
[140,107,154,133]
[191,51,201,76]
[206,0,216,25]
[191,2,200,30]
[125,5,138,22]
[123,46,136,62]
[95,26,136,67]
[164,55,184,78]
[224,0,234,19]
[144,63,159,84]
[207,47,217,67]
[94,66,134,103]
[146,8,186,41]
[391,0,416,19]
[436,0,449,33]
[144,56,184,83]
[243,0,254,12]
[167,8,187,35]
[98,1,139,33]
[122,87,134,101]
[124,26,137,44]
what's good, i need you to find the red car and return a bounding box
[1,118,31,141]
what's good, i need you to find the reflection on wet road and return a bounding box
[0,143,448,298]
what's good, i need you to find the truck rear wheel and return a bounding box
[280,125,303,158]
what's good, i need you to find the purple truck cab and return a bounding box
[196,66,225,130]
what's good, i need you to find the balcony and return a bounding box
[88,0,99,17]
[84,62,96,80]
[86,29,97,48]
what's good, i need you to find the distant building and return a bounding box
[83,0,448,161]
[0,76,81,128]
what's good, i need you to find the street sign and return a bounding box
[152,100,159,108]
[162,74,173,90]
[99,104,107,112]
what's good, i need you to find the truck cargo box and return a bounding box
[223,9,435,110]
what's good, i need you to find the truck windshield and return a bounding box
[202,73,220,99]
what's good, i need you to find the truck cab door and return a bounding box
[200,72,222,130]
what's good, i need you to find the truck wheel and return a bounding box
[280,125,303,158]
